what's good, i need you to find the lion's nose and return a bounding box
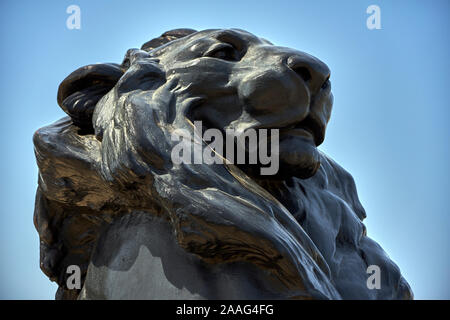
[286,55,330,94]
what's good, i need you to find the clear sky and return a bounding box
[0,0,448,299]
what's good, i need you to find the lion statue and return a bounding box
[33,28,412,300]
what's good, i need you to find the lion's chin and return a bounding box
[277,135,321,180]
[238,134,321,181]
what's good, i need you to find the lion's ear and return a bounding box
[57,63,124,132]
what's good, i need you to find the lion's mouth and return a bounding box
[279,115,323,146]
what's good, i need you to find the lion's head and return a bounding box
[60,28,332,181]
[34,29,412,300]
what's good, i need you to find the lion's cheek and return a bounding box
[238,69,309,114]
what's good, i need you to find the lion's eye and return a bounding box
[205,44,239,62]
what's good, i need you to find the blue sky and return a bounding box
[0,0,449,299]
